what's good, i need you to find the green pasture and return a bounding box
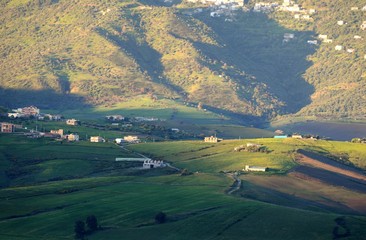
[128,138,366,173]
[51,97,224,123]
[1,134,366,239]
[0,134,139,186]
[1,174,363,240]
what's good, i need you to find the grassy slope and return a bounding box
[1,135,366,239]
[128,138,366,172]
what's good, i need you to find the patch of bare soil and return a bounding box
[296,149,366,182]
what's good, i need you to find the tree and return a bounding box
[86,215,98,232]
[155,212,166,224]
[74,220,85,239]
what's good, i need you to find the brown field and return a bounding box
[239,150,366,214]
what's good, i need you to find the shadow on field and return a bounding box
[238,180,360,215]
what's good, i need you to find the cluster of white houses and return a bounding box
[7,106,62,120]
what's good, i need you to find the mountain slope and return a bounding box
[0,0,365,120]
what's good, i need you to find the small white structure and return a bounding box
[337,20,344,26]
[323,39,333,43]
[354,35,362,39]
[283,33,295,43]
[318,34,328,40]
[244,165,267,172]
[143,160,166,169]
[171,128,180,132]
[347,48,355,53]
[307,40,318,45]
[90,136,105,142]
[335,45,343,51]
[361,21,366,30]
[115,138,124,144]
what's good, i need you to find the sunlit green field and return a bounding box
[1,134,366,239]
[128,138,366,173]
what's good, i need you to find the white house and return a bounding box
[124,135,140,143]
[337,20,344,26]
[143,160,166,169]
[307,40,318,45]
[7,112,22,118]
[66,119,79,126]
[335,45,343,51]
[90,136,105,142]
[67,133,79,141]
[244,165,267,172]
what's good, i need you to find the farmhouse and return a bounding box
[124,135,140,143]
[204,136,222,143]
[66,133,79,141]
[50,129,64,137]
[292,134,303,139]
[143,160,166,169]
[66,119,79,126]
[1,122,15,133]
[244,165,267,172]
[90,136,105,143]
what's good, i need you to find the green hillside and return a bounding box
[1,134,366,239]
[0,0,365,120]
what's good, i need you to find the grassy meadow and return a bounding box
[1,133,366,239]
